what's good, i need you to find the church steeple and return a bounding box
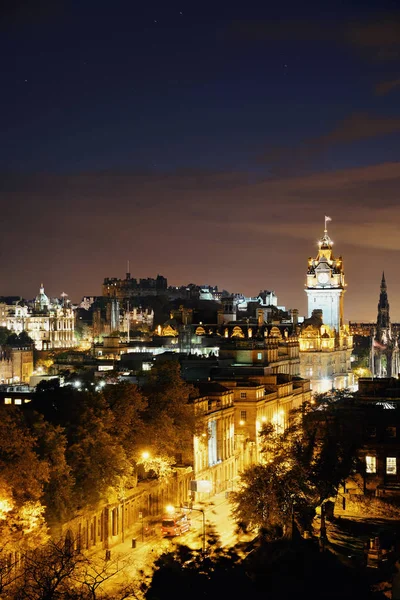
[377,271,390,331]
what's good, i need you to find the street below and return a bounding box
[95,490,254,595]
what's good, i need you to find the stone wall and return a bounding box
[60,468,193,554]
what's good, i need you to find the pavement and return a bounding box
[89,489,254,595]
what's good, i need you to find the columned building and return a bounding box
[299,218,354,394]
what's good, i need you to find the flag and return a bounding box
[325,216,332,222]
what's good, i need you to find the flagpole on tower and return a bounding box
[324,215,332,233]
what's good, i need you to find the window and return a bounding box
[4,398,12,404]
[366,456,376,474]
[240,392,247,399]
[14,399,22,405]
[386,457,397,475]
[240,410,247,421]
[257,352,262,360]
[366,426,377,438]
[386,426,397,438]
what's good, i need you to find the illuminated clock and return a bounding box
[317,272,329,284]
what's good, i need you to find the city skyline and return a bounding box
[1,1,400,321]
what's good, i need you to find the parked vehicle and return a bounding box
[161,512,191,537]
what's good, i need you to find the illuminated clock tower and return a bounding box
[305,217,345,332]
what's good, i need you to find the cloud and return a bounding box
[375,77,400,96]
[228,19,335,43]
[229,12,400,56]
[228,12,400,95]
[259,113,400,171]
[343,14,400,60]
[313,113,400,145]
[1,161,400,321]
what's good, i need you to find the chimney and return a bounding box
[291,309,299,326]
[257,308,264,327]
[217,309,224,326]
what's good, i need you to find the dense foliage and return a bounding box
[0,361,196,545]
[231,392,364,538]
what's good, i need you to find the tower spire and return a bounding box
[381,271,386,290]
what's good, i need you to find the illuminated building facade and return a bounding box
[299,219,354,393]
[0,343,33,384]
[1,285,76,351]
[192,383,236,498]
[190,375,311,500]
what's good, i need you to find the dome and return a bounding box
[35,283,49,310]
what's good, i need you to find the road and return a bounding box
[95,490,254,596]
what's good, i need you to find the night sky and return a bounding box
[1,0,400,321]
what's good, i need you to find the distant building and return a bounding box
[1,284,76,351]
[103,273,168,299]
[0,340,33,384]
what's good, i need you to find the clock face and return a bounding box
[317,272,329,284]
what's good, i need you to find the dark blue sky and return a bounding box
[1,0,400,320]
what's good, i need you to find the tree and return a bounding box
[145,542,253,600]
[27,415,75,529]
[0,327,9,346]
[231,394,364,538]
[102,382,148,458]
[66,396,131,508]
[5,538,140,600]
[31,382,148,509]
[144,533,381,600]
[0,406,49,549]
[141,361,197,458]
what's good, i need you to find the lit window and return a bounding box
[257,352,262,360]
[240,410,247,421]
[14,399,22,405]
[386,457,397,475]
[240,392,247,399]
[365,456,376,474]
[4,398,12,404]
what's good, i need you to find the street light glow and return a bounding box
[165,504,175,514]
